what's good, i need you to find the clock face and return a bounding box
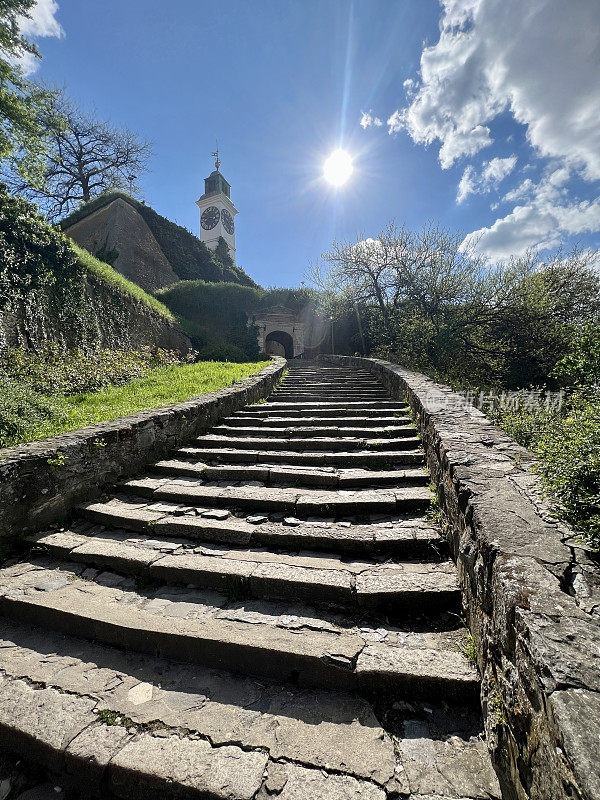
[221,208,234,235]
[201,206,220,230]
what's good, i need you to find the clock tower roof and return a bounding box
[200,169,231,200]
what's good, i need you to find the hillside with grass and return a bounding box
[61,191,257,292]
[0,183,189,354]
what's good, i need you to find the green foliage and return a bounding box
[0,185,175,343]
[0,2,56,184]
[60,192,256,286]
[458,630,478,667]
[0,182,83,313]
[196,342,249,362]
[0,360,268,447]
[0,344,184,395]
[0,371,65,448]
[156,282,319,361]
[156,280,263,360]
[490,391,600,549]
[552,323,600,388]
[313,223,600,388]
[156,279,262,320]
[73,244,174,320]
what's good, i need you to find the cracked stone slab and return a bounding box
[0,676,97,772]
[258,761,385,800]
[108,734,268,800]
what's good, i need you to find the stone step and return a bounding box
[223,414,413,427]
[211,425,417,439]
[119,478,432,515]
[78,499,444,557]
[153,459,430,488]
[272,393,390,401]
[258,400,407,410]
[31,529,460,612]
[178,446,425,467]
[0,560,478,700]
[194,434,422,452]
[0,620,500,799]
[241,405,410,418]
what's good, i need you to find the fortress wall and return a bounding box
[0,270,190,354]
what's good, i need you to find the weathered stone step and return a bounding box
[120,477,432,515]
[31,529,459,612]
[0,620,500,799]
[272,393,390,401]
[0,561,478,699]
[211,424,417,439]
[153,459,430,488]
[78,499,444,557]
[178,446,425,467]
[259,400,407,410]
[194,434,422,452]
[242,405,410,418]
[224,414,413,427]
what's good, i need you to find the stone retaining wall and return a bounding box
[320,355,600,800]
[0,359,285,552]
[0,271,191,354]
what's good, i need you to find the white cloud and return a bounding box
[464,169,600,259]
[360,111,383,129]
[394,0,600,178]
[457,155,517,203]
[19,0,63,38]
[12,0,64,75]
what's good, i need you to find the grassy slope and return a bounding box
[73,244,175,321]
[5,360,269,445]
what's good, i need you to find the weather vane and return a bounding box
[211,141,221,171]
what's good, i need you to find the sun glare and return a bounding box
[323,149,354,187]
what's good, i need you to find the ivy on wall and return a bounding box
[0,184,187,353]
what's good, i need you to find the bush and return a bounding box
[0,183,84,315]
[0,345,186,395]
[552,323,600,388]
[0,372,65,448]
[489,390,600,549]
[197,342,248,362]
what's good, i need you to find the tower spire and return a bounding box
[211,141,220,172]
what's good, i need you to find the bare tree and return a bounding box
[4,93,152,219]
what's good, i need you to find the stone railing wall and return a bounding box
[0,359,285,551]
[320,355,599,800]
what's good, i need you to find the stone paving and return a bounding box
[0,362,501,799]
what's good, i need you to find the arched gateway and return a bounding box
[249,306,304,358]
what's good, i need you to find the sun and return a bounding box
[323,149,354,186]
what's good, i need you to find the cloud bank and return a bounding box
[15,0,64,75]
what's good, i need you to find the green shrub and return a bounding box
[552,322,600,388]
[0,183,84,315]
[0,345,185,395]
[197,342,248,362]
[490,390,600,548]
[0,372,65,448]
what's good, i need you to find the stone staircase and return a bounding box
[0,362,500,799]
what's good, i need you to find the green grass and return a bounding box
[73,244,175,320]
[3,361,268,445]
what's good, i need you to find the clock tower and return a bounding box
[196,150,237,263]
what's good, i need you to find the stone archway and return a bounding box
[265,330,294,359]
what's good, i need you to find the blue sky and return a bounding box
[23,0,600,287]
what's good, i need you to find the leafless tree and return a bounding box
[4,94,152,219]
